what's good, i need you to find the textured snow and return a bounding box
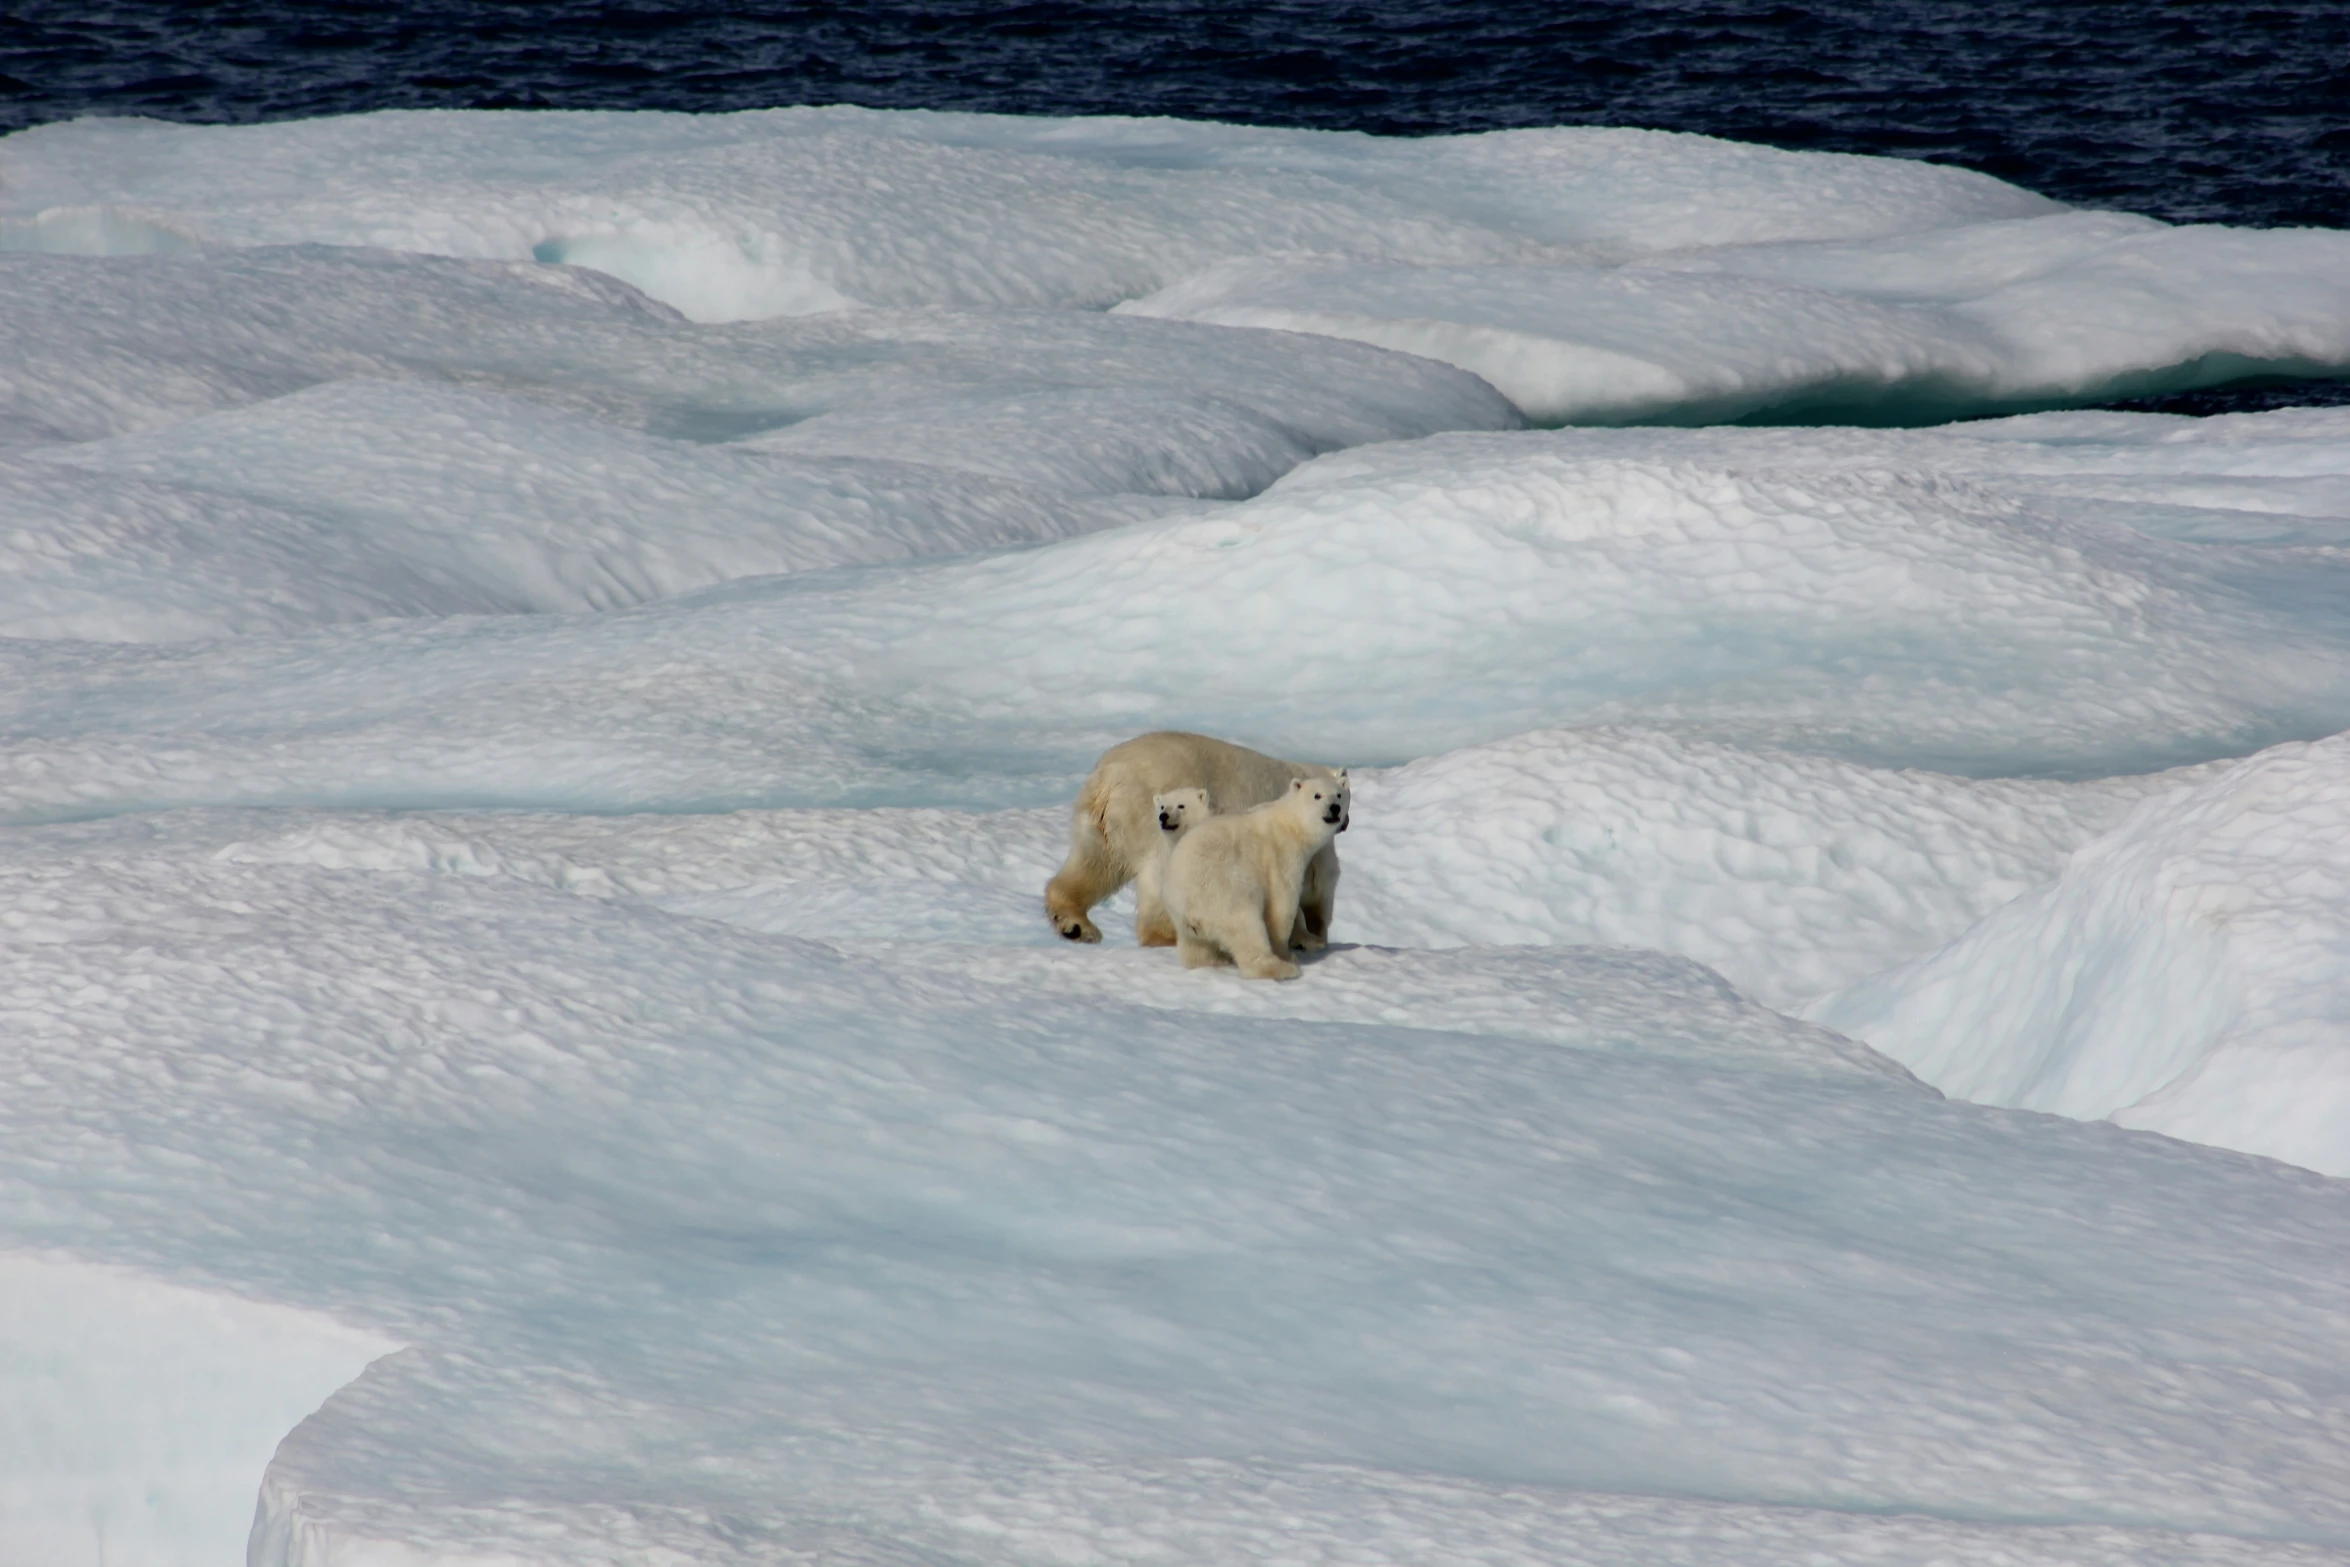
[6,818,2350,1567]
[0,379,1170,640]
[123,729,2184,1015]
[4,418,2347,826]
[0,249,1513,640]
[1121,216,2350,423]
[1339,728,2218,1009]
[0,108,2057,317]
[1529,408,2350,545]
[0,246,1513,459]
[6,104,2350,1567]
[5,109,2341,424]
[1813,733,2350,1174]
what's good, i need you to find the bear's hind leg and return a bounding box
[1044,792,1124,943]
[1133,856,1180,947]
[1045,875,1104,943]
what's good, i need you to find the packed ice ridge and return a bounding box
[1,105,2348,1567]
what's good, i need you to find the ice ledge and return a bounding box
[250,1472,530,1567]
[0,1253,396,1567]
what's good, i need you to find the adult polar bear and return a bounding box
[1164,773,1351,981]
[1045,732,1345,946]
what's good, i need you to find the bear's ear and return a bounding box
[1336,768,1348,781]
[1290,777,1308,792]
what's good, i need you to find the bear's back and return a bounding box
[1103,731,1330,812]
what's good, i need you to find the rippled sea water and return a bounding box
[5,1,2348,415]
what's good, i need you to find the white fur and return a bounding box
[1045,732,1343,946]
[1162,773,1350,981]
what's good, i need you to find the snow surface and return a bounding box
[1813,732,2350,1175]
[4,415,2347,825]
[0,108,2062,319]
[4,106,2350,1566]
[5,107,2341,422]
[8,815,2350,1567]
[1120,217,2350,423]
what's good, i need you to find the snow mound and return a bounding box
[0,246,1515,466]
[806,428,2350,779]
[1338,728,2214,1008]
[1811,732,2350,1175]
[6,418,2350,820]
[1493,410,2350,545]
[0,377,1214,640]
[0,109,2055,321]
[0,379,1171,640]
[1122,216,2350,423]
[11,111,2337,426]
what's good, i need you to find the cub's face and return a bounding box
[1155,787,1211,835]
[1289,770,1350,829]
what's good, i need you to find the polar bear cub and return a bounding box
[1152,786,1212,842]
[1162,772,1350,981]
[1046,731,1344,947]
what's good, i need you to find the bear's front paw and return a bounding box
[1242,958,1302,981]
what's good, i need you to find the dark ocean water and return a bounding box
[6,1,2348,415]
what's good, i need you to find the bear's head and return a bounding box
[1155,786,1211,836]
[1288,770,1350,830]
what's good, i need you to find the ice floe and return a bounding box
[9,108,2343,424]
[3,817,2349,1566]
[6,104,2350,1567]
[0,109,2058,318]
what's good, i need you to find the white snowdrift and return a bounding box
[6,109,2340,424]
[0,246,1514,639]
[0,377,1221,640]
[3,818,2349,1565]
[1121,216,2350,423]
[198,796,1902,1080]
[0,1254,392,1567]
[1812,732,2350,1175]
[1339,728,2213,1008]
[0,246,1514,472]
[1508,409,2350,545]
[6,418,2346,820]
[0,108,2055,320]
[0,379,1174,639]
